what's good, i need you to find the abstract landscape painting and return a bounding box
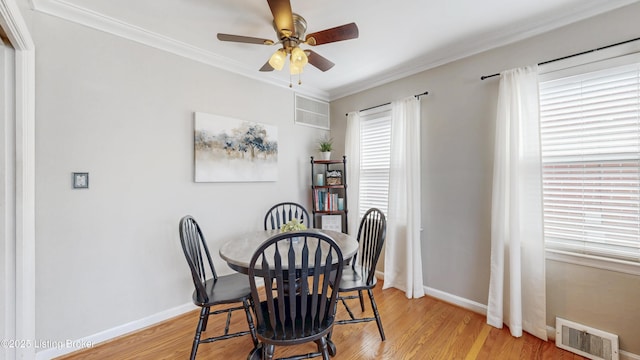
[194,112,278,182]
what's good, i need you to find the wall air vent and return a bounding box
[556,318,619,360]
[295,94,330,130]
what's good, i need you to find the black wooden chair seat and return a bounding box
[336,267,377,291]
[193,273,254,306]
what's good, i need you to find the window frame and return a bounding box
[358,105,392,219]
[539,41,640,276]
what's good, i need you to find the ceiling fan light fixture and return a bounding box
[289,61,304,75]
[290,46,308,67]
[268,48,287,71]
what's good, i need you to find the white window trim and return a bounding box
[539,38,640,275]
[546,250,640,276]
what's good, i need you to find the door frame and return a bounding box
[0,1,35,359]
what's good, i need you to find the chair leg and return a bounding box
[264,344,275,360]
[368,289,385,341]
[247,343,262,360]
[190,307,208,360]
[327,298,339,342]
[315,337,330,360]
[242,298,259,347]
[201,306,211,331]
[358,290,365,312]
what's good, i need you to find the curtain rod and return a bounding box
[480,36,640,80]
[345,91,429,116]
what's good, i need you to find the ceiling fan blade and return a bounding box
[305,23,359,46]
[217,33,274,45]
[259,61,275,72]
[306,50,335,72]
[267,0,295,38]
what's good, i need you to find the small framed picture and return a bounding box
[73,172,89,189]
[325,170,342,186]
[321,215,342,232]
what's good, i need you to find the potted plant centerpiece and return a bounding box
[318,136,333,161]
[281,219,307,243]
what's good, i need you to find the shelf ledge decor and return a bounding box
[326,170,342,185]
[194,112,278,182]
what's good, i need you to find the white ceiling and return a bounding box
[32,0,638,100]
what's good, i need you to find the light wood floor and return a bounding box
[58,283,585,359]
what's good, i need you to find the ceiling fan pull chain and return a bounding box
[298,73,302,85]
[289,73,293,88]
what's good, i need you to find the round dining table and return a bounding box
[219,228,358,274]
[219,228,357,360]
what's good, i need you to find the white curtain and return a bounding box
[344,111,361,236]
[487,66,547,340]
[382,96,425,299]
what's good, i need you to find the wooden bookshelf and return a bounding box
[310,156,348,233]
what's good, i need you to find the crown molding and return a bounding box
[328,0,639,100]
[30,0,330,100]
[2,0,35,50]
[30,0,638,102]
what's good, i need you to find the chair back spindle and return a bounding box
[180,216,219,303]
[354,208,386,285]
[264,202,310,230]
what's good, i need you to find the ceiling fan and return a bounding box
[217,0,359,82]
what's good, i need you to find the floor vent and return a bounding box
[556,318,619,360]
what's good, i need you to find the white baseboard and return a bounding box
[621,350,640,360]
[375,270,487,315]
[422,285,488,315]
[35,302,197,360]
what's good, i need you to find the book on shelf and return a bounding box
[314,189,340,212]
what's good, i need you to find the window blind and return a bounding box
[539,62,640,263]
[359,108,391,218]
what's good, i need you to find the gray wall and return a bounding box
[26,6,328,345]
[331,2,640,354]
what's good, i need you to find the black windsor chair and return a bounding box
[332,208,387,341]
[264,202,310,230]
[179,215,258,360]
[247,231,344,360]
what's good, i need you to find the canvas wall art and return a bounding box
[194,112,278,182]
